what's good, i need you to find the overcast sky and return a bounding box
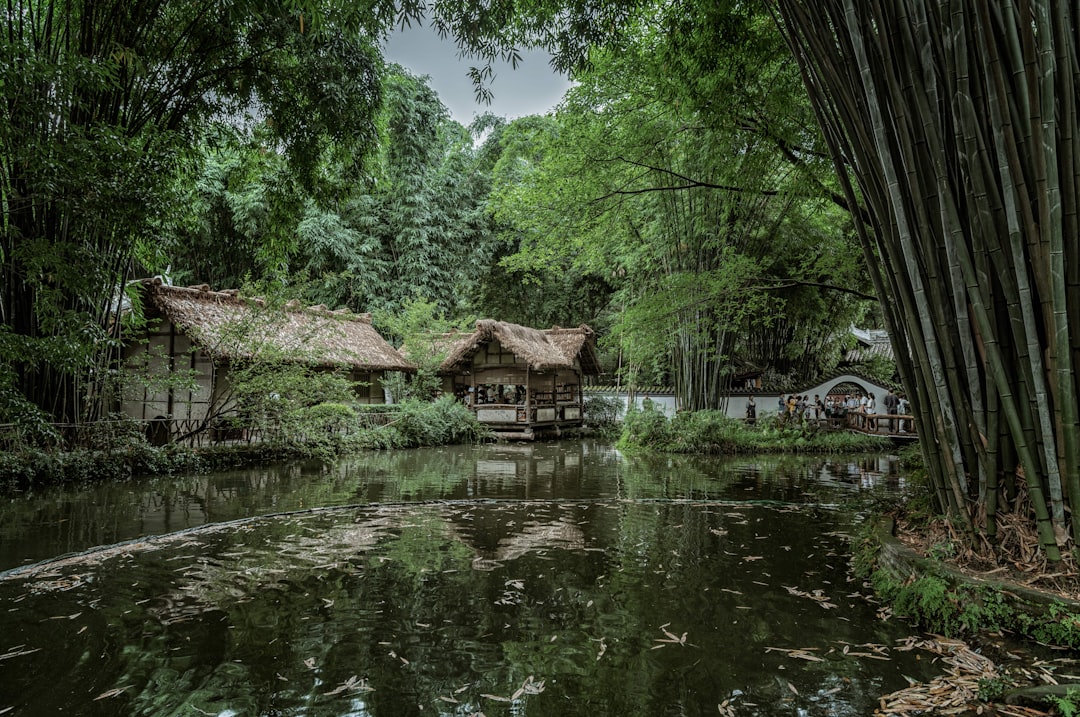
[382,23,574,125]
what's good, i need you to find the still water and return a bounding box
[1,441,939,716]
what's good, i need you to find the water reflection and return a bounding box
[0,442,934,716]
[0,442,904,572]
[1,499,931,717]
[0,442,902,570]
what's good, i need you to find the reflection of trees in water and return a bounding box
[618,451,904,503]
[0,442,904,575]
[1,495,939,717]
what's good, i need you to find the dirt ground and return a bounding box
[892,509,1080,602]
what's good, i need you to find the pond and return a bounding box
[0,442,981,715]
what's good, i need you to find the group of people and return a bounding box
[744,389,913,433]
[824,390,912,433]
[461,384,528,406]
[775,393,826,422]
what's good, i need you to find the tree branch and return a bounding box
[761,279,875,301]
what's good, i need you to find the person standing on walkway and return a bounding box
[883,389,899,432]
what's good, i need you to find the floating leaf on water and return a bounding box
[304,657,316,669]
[790,651,824,662]
[93,687,128,701]
[520,676,545,695]
[481,694,511,702]
[323,675,372,696]
[654,626,689,646]
[0,647,41,662]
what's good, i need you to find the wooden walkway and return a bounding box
[841,413,919,443]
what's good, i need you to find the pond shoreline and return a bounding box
[863,517,1080,650]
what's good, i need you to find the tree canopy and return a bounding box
[0,0,397,425]
[485,3,872,407]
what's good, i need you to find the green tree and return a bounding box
[488,8,869,408]
[0,0,391,425]
[164,126,307,290]
[469,114,617,330]
[288,68,501,317]
[428,0,1080,557]
[373,296,473,402]
[774,0,1080,558]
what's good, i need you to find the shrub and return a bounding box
[382,396,492,448]
[584,395,623,427]
[618,407,890,454]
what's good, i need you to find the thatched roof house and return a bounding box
[136,279,415,372]
[121,279,413,431]
[427,319,601,439]
[436,320,601,375]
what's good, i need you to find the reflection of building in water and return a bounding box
[469,517,587,571]
[467,442,588,499]
[817,455,903,489]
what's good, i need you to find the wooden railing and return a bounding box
[842,412,917,437]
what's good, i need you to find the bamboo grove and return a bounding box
[774,0,1080,559]
[0,0,396,427]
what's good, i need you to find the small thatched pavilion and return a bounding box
[120,279,414,433]
[433,320,602,438]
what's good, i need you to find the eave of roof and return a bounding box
[134,279,416,373]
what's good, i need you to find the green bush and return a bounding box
[380,396,492,448]
[584,395,623,427]
[0,398,490,489]
[618,405,890,454]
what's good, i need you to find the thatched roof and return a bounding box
[435,319,601,375]
[135,279,416,372]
